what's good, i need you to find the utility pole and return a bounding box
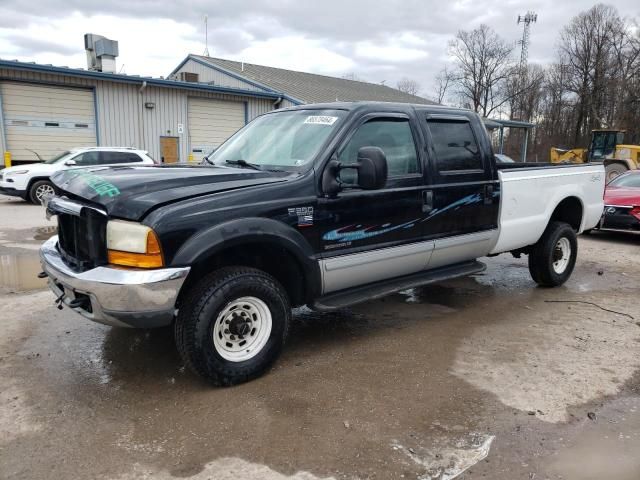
[517,11,537,68]
[203,15,210,57]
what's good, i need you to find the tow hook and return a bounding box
[37,271,48,279]
[54,292,65,310]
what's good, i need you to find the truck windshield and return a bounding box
[209,109,346,170]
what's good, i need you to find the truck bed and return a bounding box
[490,163,605,254]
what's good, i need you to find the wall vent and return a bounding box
[179,72,199,83]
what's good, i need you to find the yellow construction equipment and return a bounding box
[550,129,640,182]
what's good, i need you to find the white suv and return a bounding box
[0,147,156,203]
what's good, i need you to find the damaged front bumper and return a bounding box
[39,236,190,328]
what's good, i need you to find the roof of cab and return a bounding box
[275,101,476,118]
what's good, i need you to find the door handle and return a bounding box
[422,190,434,213]
[484,184,494,205]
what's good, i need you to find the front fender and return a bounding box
[172,217,321,296]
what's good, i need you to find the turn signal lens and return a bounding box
[108,249,164,268]
[107,223,164,268]
[630,206,640,221]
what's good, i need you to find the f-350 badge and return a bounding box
[288,206,314,228]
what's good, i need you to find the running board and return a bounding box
[311,260,486,311]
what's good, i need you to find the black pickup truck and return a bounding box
[41,102,604,385]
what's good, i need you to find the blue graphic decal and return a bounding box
[421,193,482,221]
[321,191,492,243]
[322,219,418,242]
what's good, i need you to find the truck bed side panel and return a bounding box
[490,165,604,254]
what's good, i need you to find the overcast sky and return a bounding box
[0,1,638,99]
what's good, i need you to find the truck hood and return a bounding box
[50,165,289,220]
[604,186,640,206]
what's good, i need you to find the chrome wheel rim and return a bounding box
[212,296,272,362]
[35,184,55,203]
[552,237,571,274]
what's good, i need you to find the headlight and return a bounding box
[6,170,28,175]
[106,220,164,268]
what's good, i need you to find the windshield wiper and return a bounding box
[225,159,262,171]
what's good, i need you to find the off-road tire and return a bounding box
[175,266,290,386]
[28,180,55,204]
[528,221,577,287]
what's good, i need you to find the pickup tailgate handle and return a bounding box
[484,184,494,205]
[422,190,434,213]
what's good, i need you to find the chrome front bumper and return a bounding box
[39,236,190,328]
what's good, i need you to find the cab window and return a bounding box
[338,118,419,180]
[427,120,483,173]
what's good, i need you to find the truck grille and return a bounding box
[48,197,108,271]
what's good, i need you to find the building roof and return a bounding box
[186,54,435,105]
[0,59,284,100]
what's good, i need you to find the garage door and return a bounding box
[188,98,245,162]
[1,82,96,163]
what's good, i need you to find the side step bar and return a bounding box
[311,260,486,311]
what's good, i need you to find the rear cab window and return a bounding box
[423,115,491,182]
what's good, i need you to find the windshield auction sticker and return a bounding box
[304,116,338,126]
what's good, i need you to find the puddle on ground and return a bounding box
[0,254,46,292]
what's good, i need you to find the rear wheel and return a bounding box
[28,180,55,204]
[605,162,628,183]
[175,267,290,386]
[528,221,578,287]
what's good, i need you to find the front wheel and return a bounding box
[175,267,290,386]
[528,221,578,287]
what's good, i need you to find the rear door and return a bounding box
[421,114,499,269]
[316,113,434,294]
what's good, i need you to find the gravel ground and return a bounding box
[1,194,639,480]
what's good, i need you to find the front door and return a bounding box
[160,136,179,164]
[316,114,434,294]
[421,115,500,269]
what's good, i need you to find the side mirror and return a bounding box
[355,146,388,190]
[321,146,388,196]
[64,159,77,166]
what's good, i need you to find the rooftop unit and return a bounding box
[84,33,119,73]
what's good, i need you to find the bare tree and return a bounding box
[396,77,421,96]
[559,4,630,144]
[433,66,453,104]
[531,5,639,157]
[448,24,518,116]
